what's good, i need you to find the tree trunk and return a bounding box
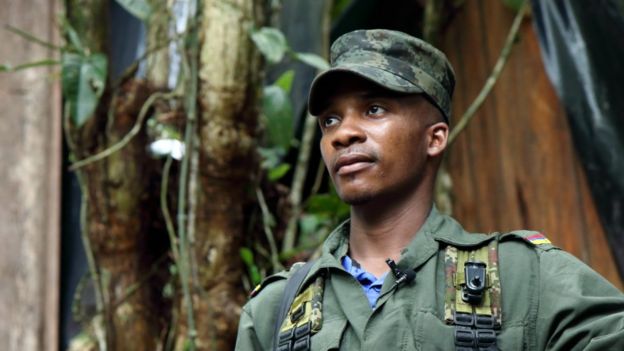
[66,2,169,350]
[173,0,267,349]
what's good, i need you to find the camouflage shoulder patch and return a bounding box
[501,230,559,251]
[279,275,325,335]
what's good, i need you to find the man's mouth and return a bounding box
[334,153,375,175]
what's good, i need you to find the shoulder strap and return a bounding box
[273,260,316,351]
[501,230,558,251]
[444,240,501,351]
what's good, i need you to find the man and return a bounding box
[236,29,624,350]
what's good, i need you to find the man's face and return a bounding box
[318,75,445,205]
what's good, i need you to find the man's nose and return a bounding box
[331,115,366,149]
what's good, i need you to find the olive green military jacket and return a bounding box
[235,207,624,350]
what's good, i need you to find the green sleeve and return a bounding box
[536,249,624,350]
[235,304,264,351]
[234,273,288,350]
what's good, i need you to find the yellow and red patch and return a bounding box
[524,233,552,246]
[250,284,262,298]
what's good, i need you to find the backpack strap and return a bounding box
[273,260,317,351]
[444,239,501,351]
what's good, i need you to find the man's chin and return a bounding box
[337,191,376,206]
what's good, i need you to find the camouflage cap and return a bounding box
[308,29,455,122]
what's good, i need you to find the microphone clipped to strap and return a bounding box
[385,259,416,286]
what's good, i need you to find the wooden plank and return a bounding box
[0,0,62,349]
[440,0,622,288]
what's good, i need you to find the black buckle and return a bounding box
[278,327,294,344]
[476,329,497,346]
[290,304,305,323]
[454,312,475,326]
[294,322,311,339]
[292,334,310,351]
[475,314,495,329]
[455,327,476,347]
[462,260,487,305]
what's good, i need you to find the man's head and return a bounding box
[308,29,455,205]
[308,29,455,123]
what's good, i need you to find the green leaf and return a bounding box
[268,163,290,181]
[294,52,330,71]
[306,193,350,219]
[501,0,524,12]
[168,263,178,275]
[250,27,288,64]
[60,17,84,51]
[115,0,152,21]
[258,146,286,170]
[240,247,254,266]
[274,69,295,93]
[299,214,325,237]
[183,339,194,351]
[62,52,108,127]
[162,282,174,298]
[240,248,262,286]
[262,85,293,149]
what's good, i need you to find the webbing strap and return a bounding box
[444,240,501,351]
[444,240,501,325]
[273,260,316,351]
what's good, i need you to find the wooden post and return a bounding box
[0,0,62,350]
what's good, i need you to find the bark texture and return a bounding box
[77,80,167,351]
[173,0,267,349]
[67,2,169,350]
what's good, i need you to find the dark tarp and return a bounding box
[531,0,624,277]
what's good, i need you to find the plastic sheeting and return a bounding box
[531,0,624,276]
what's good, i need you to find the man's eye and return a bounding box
[367,105,386,115]
[322,116,339,128]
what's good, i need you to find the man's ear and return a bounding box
[427,122,448,157]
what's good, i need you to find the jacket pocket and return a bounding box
[310,318,347,350]
[417,311,455,351]
[496,323,526,350]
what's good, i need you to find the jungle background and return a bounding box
[1,0,623,350]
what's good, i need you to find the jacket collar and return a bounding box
[309,205,497,280]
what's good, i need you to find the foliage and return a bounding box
[293,52,330,71]
[251,26,329,70]
[240,247,262,286]
[262,77,294,150]
[260,69,294,182]
[61,52,107,127]
[250,27,288,64]
[251,26,348,272]
[2,20,109,128]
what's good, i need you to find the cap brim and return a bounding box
[307,64,424,116]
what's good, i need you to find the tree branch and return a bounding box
[448,0,529,145]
